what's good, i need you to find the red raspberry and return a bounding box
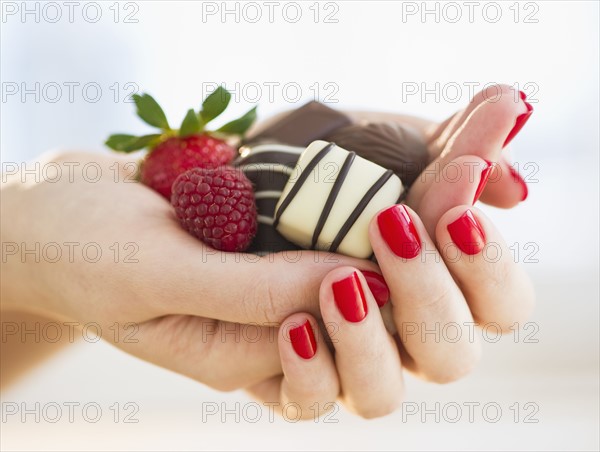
[171,166,257,252]
[141,134,235,199]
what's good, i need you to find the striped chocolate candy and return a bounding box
[233,143,303,254]
[273,141,404,259]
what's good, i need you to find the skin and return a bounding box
[0,85,534,419]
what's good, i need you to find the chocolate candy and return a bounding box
[245,101,352,147]
[325,121,429,187]
[273,141,404,259]
[233,143,303,253]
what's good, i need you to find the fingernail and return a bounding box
[362,271,390,307]
[508,166,529,201]
[377,205,421,259]
[332,272,368,323]
[447,210,486,256]
[473,160,493,204]
[289,320,317,359]
[504,97,533,148]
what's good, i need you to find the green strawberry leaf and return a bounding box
[105,133,162,153]
[179,109,201,137]
[133,93,170,130]
[217,106,257,136]
[200,86,231,124]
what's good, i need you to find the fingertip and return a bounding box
[280,313,319,361]
[370,204,426,261]
[479,159,529,208]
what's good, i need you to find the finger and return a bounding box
[436,206,535,331]
[116,315,282,391]
[244,313,341,421]
[278,313,340,420]
[370,205,481,383]
[319,267,404,418]
[479,157,529,208]
[408,87,532,210]
[427,110,465,156]
[429,84,521,155]
[141,223,382,323]
[417,155,491,239]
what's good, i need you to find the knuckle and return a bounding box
[161,315,207,360]
[241,265,279,324]
[355,397,403,420]
[158,316,244,392]
[425,348,481,384]
[485,259,512,292]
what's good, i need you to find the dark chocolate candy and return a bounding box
[233,143,303,253]
[244,101,352,147]
[326,122,429,187]
[325,121,429,187]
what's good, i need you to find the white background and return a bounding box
[1,1,599,450]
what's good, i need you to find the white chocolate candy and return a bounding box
[273,140,404,259]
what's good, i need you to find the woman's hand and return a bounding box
[1,84,535,416]
[1,151,381,390]
[246,85,535,418]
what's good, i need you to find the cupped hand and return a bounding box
[1,85,535,417]
[247,85,535,418]
[1,151,381,391]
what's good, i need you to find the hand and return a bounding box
[246,85,535,419]
[1,151,381,390]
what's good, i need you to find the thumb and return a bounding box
[157,244,380,325]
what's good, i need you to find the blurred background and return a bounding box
[1,1,598,450]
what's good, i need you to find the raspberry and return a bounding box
[171,166,257,252]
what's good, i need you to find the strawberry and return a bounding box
[171,166,257,252]
[106,87,257,198]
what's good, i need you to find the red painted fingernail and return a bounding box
[362,271,390,307]
[504,100,533,148]
[508,166,529,201]
[473,160,493,204]
[332,272,368,323]
[289,320,317,359]
[447,210,486,256]
[377,205,421,259]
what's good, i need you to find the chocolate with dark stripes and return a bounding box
[274,141,404,259]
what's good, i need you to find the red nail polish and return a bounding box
[473,160,493,204]
[504,101,534,147]
[377,205,421,259]
[332,272,368,323]
[447,210,486,256]
[362,271,390,307]
[508,166,529,201]
[289,320,317,359]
